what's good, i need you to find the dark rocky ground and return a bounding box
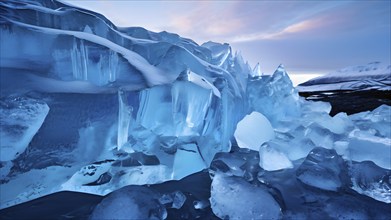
[1,90,390,219]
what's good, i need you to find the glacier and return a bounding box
[0,0,390,219]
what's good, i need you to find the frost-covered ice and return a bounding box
[0,97,49,161]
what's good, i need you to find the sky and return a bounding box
[63,0,391,79]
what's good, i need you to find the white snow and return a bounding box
[297,62,391,91]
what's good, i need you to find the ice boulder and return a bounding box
[210,173,281,220]
[349,161,391,203]
[234,111,275,151]
[90,185,167,220]
[296,147,349,191]
[0,97,49,161]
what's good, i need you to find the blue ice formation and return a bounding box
[0,0,390,218]
[0,0,247,201]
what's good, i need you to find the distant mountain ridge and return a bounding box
[297,62,391,92]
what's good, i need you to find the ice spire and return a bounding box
[252,62,263,77]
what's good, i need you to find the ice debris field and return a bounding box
[0,0,390,219]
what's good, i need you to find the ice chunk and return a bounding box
[313,112,353,135]
[259,142,293,171]
[193,200,210,210]
[234,111,275,151]
[158,191,187,209]
[296,147,348,191]
[348,130,391,169]
[172,191,187,209]
[247,65,300,124]
[303,124,335,149]
[350,104,391,138]
[90,186,167,220]
[159,193,174,205]
[210,173,281,220]
[201,41,231,67]
[209,149,261,182]
[0,97,49,161]
[350,161,391,203]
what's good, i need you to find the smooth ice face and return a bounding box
[347,130,391,169]
[296,147,349,191]
[90,186,167,220]
[210,173,281,220]
[173,144,208,180]
[259,142,293,171]
[313,112,353,135]
[234,111,275,151]
[0,97,49,161]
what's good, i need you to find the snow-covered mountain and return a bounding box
[297,62,391,92]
